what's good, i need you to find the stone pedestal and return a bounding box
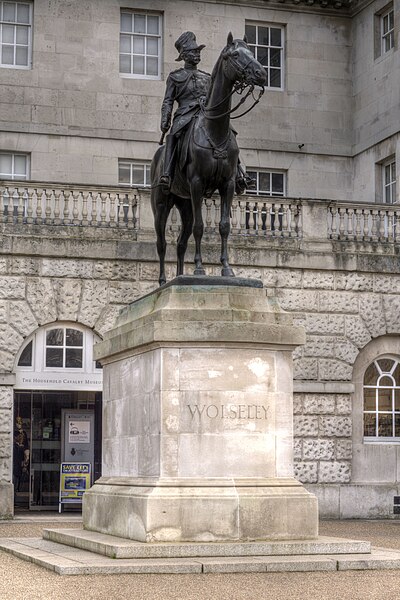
[84,277,318,542]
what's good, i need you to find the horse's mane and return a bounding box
[205,39,249,104]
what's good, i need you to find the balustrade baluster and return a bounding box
[329,206,338,239]
[387,208,394,242]
[395,210,400,243]
[363,208,370,240]
[90,193,98,225]
[338,207,346,239]
[53,190,61,224]
[231,198,239,234]
[109,192,117,227]
[205,198,212,232]
[44,190,52,224]
[371,209,378,241]
[100,193,107,226]
[239,199,246,233]
[214,197,221,233]
[16,188,24,223]
[0,188,4,223]
[81,191,89,226]
[35,189,43,224]
[281,203,288,237]
[127,194,134,229]
[378,209,386,241]
[117,193,125,228]
[346,208,354,240]
[71,191,79,225]
[295,203,302,237]
[63,191,71,224]
[355,208,362,241]
[247,200,255,235]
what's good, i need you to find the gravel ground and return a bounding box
[1,518,400,600]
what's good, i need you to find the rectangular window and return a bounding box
[381,6,394,53]
[0,1,32,69]
[120,11,162,79]
[118,159,151,187]
[246,169,286,197]
[0,152,29,179]
[245,23,284,89]
[383,158,396,204]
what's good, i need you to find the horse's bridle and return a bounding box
[201,48,265,121]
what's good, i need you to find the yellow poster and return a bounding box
[60,462,91,504]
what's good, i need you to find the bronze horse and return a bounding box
[151,33,267,286]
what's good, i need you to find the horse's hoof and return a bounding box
[194,267,206,276]
[159,278,166,287]
[221,267,235,277]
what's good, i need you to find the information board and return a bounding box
[59,462,91,512]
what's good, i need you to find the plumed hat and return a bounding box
[175,31,205,61]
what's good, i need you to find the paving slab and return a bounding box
[2,536,400,575]
[42,528,371,559]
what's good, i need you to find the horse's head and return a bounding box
[221,32,267,89]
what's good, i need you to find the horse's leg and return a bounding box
[190,178,206,275]
[219,180,235,277]
[153,196,170,286]
[176,199,193,276]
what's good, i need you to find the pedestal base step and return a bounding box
[2,533,400,575]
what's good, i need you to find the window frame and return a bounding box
[245,169,286,197]
[363,356,400,443]
[383,157,396,204]
[245,22,285,91]
[119,10,162,80]
[118,159,151,188]
[381,5,395,54]
[0,1,33,70]
[0,151,30,180]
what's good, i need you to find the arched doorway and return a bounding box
[13,322,103,511]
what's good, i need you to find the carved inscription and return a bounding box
[187,404,269,420]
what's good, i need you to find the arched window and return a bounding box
[363,357,400,441]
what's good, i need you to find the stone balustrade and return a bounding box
[1,181,399,246]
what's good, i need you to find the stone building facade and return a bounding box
[1,0,400,518]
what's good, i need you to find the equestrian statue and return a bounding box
[151,31,267,286]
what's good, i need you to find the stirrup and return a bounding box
[159,174,171,194]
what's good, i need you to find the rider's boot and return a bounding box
[235,161,254,195]
[160,135,177,194]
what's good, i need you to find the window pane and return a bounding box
[66,329,83,347]
[133,35,145,54]
[393,362,400,384]
[385,165,391,185]
[120,12,132,32]
[2,45,14,64]
[18,340,32,367]
[14,154,26,175]
[3,24,14,44]
[257,47,268,67]
[395,389,400,411]
[396,414,400,437]
[270,28,282,47]
[147,37,158,56]
[258,26,269,46]
[270,68,281,88]
[364,413,376,436]
[15,45,28,65]
[65,348,83,368]
[259,172,270,192]
[16,25,28,44]
[119,164,131,184]
[378,414,393,437]
[146,56,158,76]
[270,48,281,68]
[133,14,146,33]
[17,3,30,24]
[245,25,256,45]
[380,375,394,387]
[145,164,151,184]
[46,329,63,346]
[132,55,144,74]
[0,154,12,174]
[364,362,379,384]
[132,164,145,185]
[378,358,395,373]
[147,15,159,34]
[3,2,16,22]
[378,388,392,411]
[272,173,284,194]
[364,388,376,411]
[120,34,131,53]
[119,54,131,73]
[46,348,63,368]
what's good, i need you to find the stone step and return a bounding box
[1,537,400,576]
[42,528,371,559]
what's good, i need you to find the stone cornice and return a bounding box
[204,0,371,17]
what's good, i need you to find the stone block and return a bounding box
[339,484,399,519]
[294,461,318,483]
[294,416,319,437]
[383,295,400,334]
[303,394,335,415]
[373,275,400,294]
[9,257,40,276]
[0,302,7,323]
[305,484,340,519]
[335,273,373,291]
[294,358,318,380]
[303,439,335,460]
[319,461,350,483]
[304,336,335,358]
[27,278,57,325]
[293,394,303,414]
[0,482,13,517]
[0,456,11,482]
[336,439,352,459]
[319,416,352,437]
[318,359,352,381]
[109,282,142,304]
[304,314,345,336]
[344,316,371,348]
[0,351,14,372]
[335,339,359,364]
[0,409,12,433]
[335,395,352,415]
[0,433,11,457]
[95,304,126,336]
[276,289,319,312]
[0,387,12,409]
[293,439,303,459]
[319,291,359,314]
[359,294,386,338]
[303,271,334,289]
[276,270,303,288]
[0,277,25,299]
[79,280,109,328]
[0,324,23,355]
[9,301,38,337]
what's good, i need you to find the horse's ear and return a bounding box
[227,32,233,45]
[243,34,248,44]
